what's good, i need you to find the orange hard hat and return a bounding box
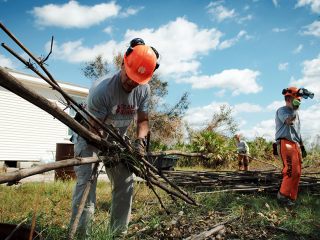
[124,44,158,85]
[282,87,303,99]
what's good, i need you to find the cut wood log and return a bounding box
[184,225,224,240]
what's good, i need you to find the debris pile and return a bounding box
[162,169,320,194]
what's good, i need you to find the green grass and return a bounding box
[0,175,319,239]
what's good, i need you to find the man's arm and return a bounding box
[89,117,105,136]
[136,112,149,139]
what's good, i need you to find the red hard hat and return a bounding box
[283,87,303,99]
[124,45,157,85]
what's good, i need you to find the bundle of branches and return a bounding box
[161,169,320,195]
[0,22,208,239]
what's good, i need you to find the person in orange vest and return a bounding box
[234,134,250,171]
[275,87,314,206]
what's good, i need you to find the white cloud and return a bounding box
[47,39,118,63]
[300,20,320,37]
[241,119,275,141]
[206,1,236,22]
[184,101,230,128]
[292,44,303,53]
[119,6,144,18]
[295,0,320,14]
[278,62,289,71]
[266,101,284,111]
[244,5,250,11]
[215,89,226,97]
[49,17,223,77]
[290,53,320,99]
[233,102,264,114]
[103,26,113,35]
[219,30,249,49]
[0,55,15,69]
[299,103,320,136]
[273,27,288,32]
[29,1,142,29]
[178,69,262,96]
[237,14,253,24]
[273,0,278,7]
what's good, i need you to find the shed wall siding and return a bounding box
[0,83,86,162]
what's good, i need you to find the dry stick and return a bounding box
[239,153,281,169]
[126,162,198,205]
[0,22,59,87]
[68,162,99,240]
[168,211,184,232]
[143,168,170,214]
[184,216,240,240]
[195,183,320,195]
[134,154,198,205]
[4,218,28,240]
[135,226,150,236]
[0,155,104,184]
[184,225,225,240]
[265,225,297,234]
[147,151,209,159]
[215,227,226,240]
[29,178,45,240]
[195,185,279,194]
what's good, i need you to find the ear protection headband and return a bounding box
[126,38,160,72]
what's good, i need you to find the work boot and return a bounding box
[277,191,296,207]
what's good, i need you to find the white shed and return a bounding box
[0,68,89,168]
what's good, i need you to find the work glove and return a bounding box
[293,98,301,109]
[300,146,307,158]
[132,138,146,155]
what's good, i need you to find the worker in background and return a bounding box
[234,134,250,171]
[275,87,313,207]
[69,38,159,237]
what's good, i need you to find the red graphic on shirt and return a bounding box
[115,104,137,115]
[88,105,101,114]
[116,105,121,114]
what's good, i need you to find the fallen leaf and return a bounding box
[265,203,270,210]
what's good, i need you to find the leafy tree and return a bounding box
[179,105,239,168]
[79,54,110,82]
[205,104,238,137]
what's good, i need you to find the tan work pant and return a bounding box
[70,136,134,237]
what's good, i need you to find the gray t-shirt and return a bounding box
[275,106,301,143]
[84,70,151,138]
[235,141,249,154]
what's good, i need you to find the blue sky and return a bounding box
[1,0,320,142]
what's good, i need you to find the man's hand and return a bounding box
[301,146,307,158]
[285,115,296,125]
[132,138,146,154]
